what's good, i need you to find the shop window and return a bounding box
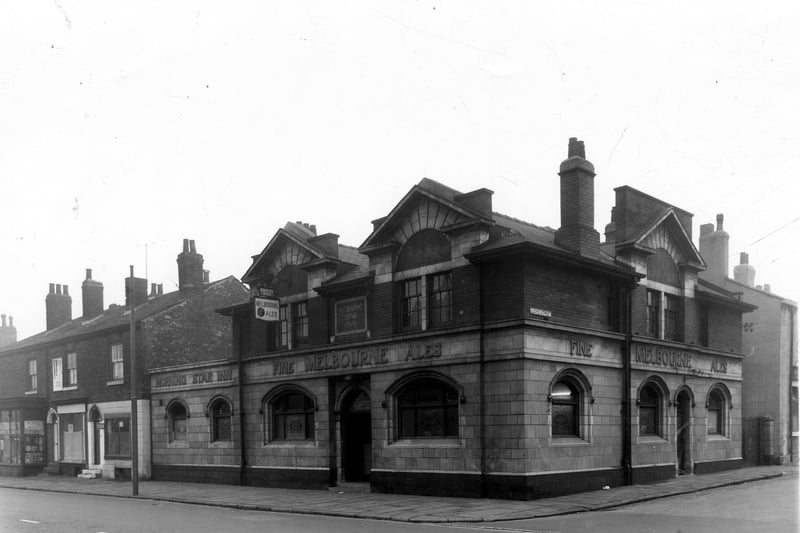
[168,401,188,442]
[105,417,130,458]
[293,301,309,343]
[110,343,124,381]
[65,352,78,387]
[551,381,579,437]
[0,409,21,464]
[209,398,232,442]
[27,360,38,392]
[396,378,459,438]
[638,383,662,436]
[706,387,728,436]
[268,391,315,441]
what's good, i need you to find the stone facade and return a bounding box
[148,138,754,499]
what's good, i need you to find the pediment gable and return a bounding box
[360,180,492,253]
[624,209,705,269]
[242,226,325,283]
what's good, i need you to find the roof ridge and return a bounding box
[493,211,555,233]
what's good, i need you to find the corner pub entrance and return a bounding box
[148,138,754,499]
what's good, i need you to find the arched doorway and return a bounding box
[46,409,58,464]
[676,390,692,474]
[341,389,371,482]
[88,406,102,466]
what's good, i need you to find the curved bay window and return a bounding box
[397,378,459,438]
[707,387,727,436]
[168,401,188,443]
[209,398,232,442]
[270,391,315,441]
[551,381,579,437]
[638,383,662,436]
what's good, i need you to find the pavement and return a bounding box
[0,465,796,523]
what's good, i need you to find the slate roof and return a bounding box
[0,276,248,354]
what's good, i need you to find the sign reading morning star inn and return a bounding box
[633,344,692,370]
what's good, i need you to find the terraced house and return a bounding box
[148,138,756,499]
[0,240,248,480]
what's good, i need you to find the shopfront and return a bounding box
[0,397,47,476]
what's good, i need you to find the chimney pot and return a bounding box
[86,268,92,280]
[764,284,771,293]
[150,283,157,296]
[56,284,62,295]
[310,224,317,234]
[49,283,55,294]
[1,314,6,327]
[716,213,724,231]
[63,285,69,296]
[183,238,190,253]
[740,252,748,265]
[190,240,196,253]
[8,317,12,328]
[158,283,163,295]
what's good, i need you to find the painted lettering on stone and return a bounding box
[569,338,593,357]
[634,345,692,369]
[405,343,442,362]
[710,359,728,374]
[304,347,389,373]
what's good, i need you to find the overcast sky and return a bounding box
[2,1,799,341]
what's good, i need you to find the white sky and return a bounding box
[2,1,799,341]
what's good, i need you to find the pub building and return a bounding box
[149,138,755,499]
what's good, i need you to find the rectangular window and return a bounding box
[401,278,422,329]
[274,305,289,349]
[646,290,660,337]
[292,301,309,343]
[104,417,130,458]
[27,360,38,392]
[65,352,77,386]
[698,303,709,347]
[60,412,84,462]
[111,344,124,381]
[664,295,679,341]
[52,358,63,392]
[0,409,21,465]
[428,273,452,327]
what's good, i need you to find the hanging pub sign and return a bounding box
[254,297,280,321]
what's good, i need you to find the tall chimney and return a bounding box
[733,252,756,287]
[554,137,600,257]
[82,268,104,318]
[0,314,16,348]
[46,283,73,330]
[125,276,148,308]
[698,213,729,282]
[177,238,205,291]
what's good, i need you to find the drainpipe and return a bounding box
[238,342,247,486]
[622,284,633,485]
[478,263,487,498]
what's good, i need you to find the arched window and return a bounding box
[396,378,459,438]
[209,397,232,442]
[639,382,662,436]
[269,391,315,441]
[168,401,188,442]
[707,386,728,436]
[551,381,579,437]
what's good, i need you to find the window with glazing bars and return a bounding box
[27,360,37,391]
[428,273,452,327]
[401,279,422,329]
[111,344,124,380]
[274,305,289,349]
[66,352,77,386]
[646,290,659,337]
[293,301,309,342]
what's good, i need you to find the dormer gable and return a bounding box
[359,178,494,256]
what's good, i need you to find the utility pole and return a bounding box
[129,265,139,495]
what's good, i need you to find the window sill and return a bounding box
[638,435,667,443]
[706,433,729,441]
[24,390,38,395]
[106,380,124,386]
[390,438,460,447]
[264,440,317,448]
[550,436,590,446]
[58,385,79,392]
[104,455,131,460]
[209,440,234,448]
[167,441,189,449]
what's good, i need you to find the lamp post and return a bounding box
[129,265,139,495]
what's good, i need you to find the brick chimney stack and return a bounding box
[177,238,205,291]
[0,314,17,348]
[733,252,756,287]
[125,276,148,308]
[81,268,104,318]
[46,283,73,330]
[554,137,600,257]
[698,213,729,282]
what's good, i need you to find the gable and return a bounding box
[243,228,323,284]
[624,209,705,271]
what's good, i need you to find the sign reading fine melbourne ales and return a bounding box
[254,297,280,321]
[633,344,692,370]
